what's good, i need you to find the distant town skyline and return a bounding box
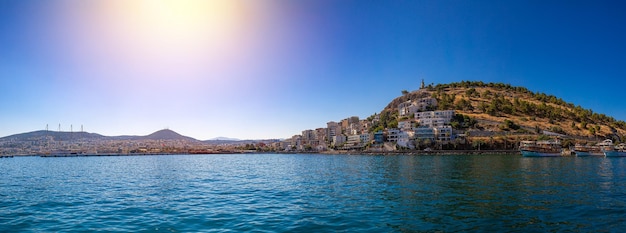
[1,0,625,140]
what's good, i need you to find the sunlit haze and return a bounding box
[1,0,625,140]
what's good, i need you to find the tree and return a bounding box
[455,98,474,111]
[465,88,477,98]
[429,81,626,132]
[482,90,492,98]
[535,125,541,134]
[478,102,488,113]
[537,135,551,141]
[370,124,384,133]
[423,139,433,148]
[562,139,574,148]
[451,121,461,130]
[472,140,484,150]
[549,126,566,135]
[388,119,398,129]
[401,90,409,95]
[486,102,498,116]
[500,120,520,131]
[450,114,476,129]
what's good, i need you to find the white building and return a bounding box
[398,98,438,117]
[302,129,315,142]
[398,120,414,131]
[386,128,401,142]
[290,135,303,149]
[371,113,380,124]
[415,110,455,127]
[279,140,291,151]
[315,128,327,143]
[397,131,415,149]
[327,121,341,140]
[415,126,435,140]
[346,135,361,146]
[331,135,346,147]
[360,133,371,144]
[434,126,453,141]
[349,128,358,136]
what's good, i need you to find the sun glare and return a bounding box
[136,0,243,41]
[47,0,276,88]
[72,0,261,84]
[112,0,248,51]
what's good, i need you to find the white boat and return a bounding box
[520,140,562,157]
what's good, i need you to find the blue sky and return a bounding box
[1,0,625,140]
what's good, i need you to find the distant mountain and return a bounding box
[203,138,280,146]
[0,130,106,141]
[108,135,142,140]
[209,137,240,141]
[0,129,198,142]
[141,129,198,141]
[203,139,240,145]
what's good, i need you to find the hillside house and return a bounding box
[398,97,438,117]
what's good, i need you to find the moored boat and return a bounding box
[603,150,626,157]
[520,139,562,157]
[573,146,603,157]
[602,141,626,157]
[573,139,612,157]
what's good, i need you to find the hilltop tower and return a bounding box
[421,79,425,89]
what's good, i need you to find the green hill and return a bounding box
[374,81,626,143]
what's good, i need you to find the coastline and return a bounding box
[319,149,521,156]
[5,149,521,157]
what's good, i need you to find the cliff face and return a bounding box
[380,81,626,140]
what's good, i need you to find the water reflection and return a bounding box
[598,158,614,191]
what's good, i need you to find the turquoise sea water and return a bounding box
[1,154,625,232]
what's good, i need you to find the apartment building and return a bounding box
[398,97,438,117]
[386,128,401,142]
[414,110,455,127]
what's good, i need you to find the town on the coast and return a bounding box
[2,81,626,157]
[281,80,626,157]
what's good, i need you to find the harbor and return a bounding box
[521,138,626,157]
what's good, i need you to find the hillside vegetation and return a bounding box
[378,81,626,142]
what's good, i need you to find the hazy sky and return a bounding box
[1,0,625,140]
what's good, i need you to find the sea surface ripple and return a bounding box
[1,154,625,232]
